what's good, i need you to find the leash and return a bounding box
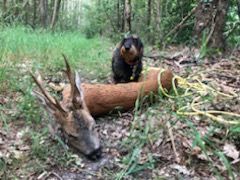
[130,65,138,81]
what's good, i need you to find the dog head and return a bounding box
[120,35,143,65]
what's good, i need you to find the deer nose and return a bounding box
[87,147,102,160]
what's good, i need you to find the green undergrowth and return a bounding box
[0,26,112,87]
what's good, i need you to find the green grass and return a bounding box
[0,26,112,82]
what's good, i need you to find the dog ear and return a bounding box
[132,35,143,49]
[119,36,127,47]
[139,46,144,56]
[136,37,144,53]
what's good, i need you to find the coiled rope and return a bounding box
[157,69,240,125]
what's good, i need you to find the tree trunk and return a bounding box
[147,0,152,26]
[3,0,7,13]
[40,0,48,28]
[14,0,21,17]
[194,0,229,51]
[60,0,64,30]
[117,0,121,30]
[23,0,30,25]
[237,0,240,19]
[153,0,162,44]
[50,0,61,29]
[124,0,131,32]
[121,0,125,32]
[156,0,161,34]
[32,0,37,28]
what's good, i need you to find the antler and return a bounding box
[30,72,66,114]
[62,54,84,108]
[62,54,75,97]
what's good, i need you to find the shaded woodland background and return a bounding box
[1,0,240,50]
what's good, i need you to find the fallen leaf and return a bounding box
[191,146,201,155]
[170,164,191,175]
[48,82,65,92]
[223,143,239,160]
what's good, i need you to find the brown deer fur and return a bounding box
[62,68,173,116]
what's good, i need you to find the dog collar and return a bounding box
[130,65,138,80]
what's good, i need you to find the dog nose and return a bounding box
[86,147,102,160]
[124,44,131,51]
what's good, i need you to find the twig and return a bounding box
[163,6,197,40]
[225,22,240,39]
[206,9,217,45]
[77,169,102,178]
[46,172,63,180]
[103,9,117,33]
[166,121,180,163]
[144,54,171,60]
[143,53,182,61]
[22,0,29,8]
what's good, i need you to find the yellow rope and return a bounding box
[157,69,176,98]
[157,70,240,125]
[191,97,240,125]
[172,76,179,96]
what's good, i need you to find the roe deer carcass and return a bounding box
[31,55,101,160]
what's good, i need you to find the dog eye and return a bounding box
[133,38,138,43]
[122,38,127,42]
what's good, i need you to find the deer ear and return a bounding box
[75,71,84,101]
[71,71,84,108]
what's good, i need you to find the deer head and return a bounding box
[31,55,101,160]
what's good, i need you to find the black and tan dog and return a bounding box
[112,35,144,83]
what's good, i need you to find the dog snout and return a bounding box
[86,147,102,160]
[124,44,131,51]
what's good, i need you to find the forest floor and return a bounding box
[1,27,240,179]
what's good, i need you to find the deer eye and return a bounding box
[72,98,83,109]
[73,112,88,128]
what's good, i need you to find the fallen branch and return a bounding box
[143,53,182,61]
